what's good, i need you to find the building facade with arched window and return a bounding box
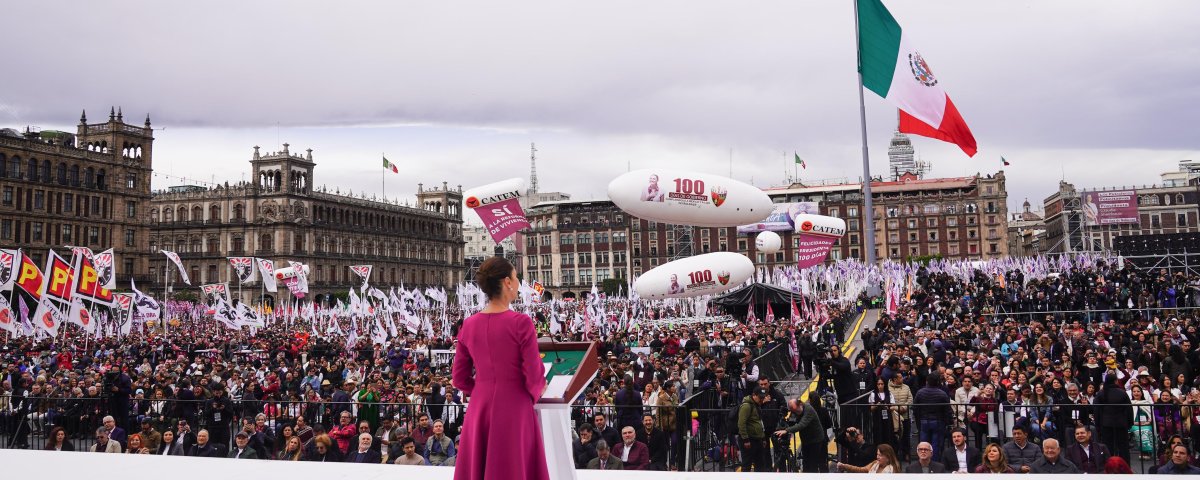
[0,108,154,284]
[148,144,464,304]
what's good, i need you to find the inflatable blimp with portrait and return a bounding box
[634,252,754,300]
[607,169,773,227]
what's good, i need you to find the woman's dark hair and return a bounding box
[476,257,515,300]
[44,426,66,450]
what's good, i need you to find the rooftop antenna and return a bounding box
[527,142,539,195]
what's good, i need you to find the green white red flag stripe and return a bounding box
[382,156,399,174]
[857,0,977,157]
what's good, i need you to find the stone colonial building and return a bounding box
[0,108,154,284]
[149,144,464,304]
[520,199,631,298]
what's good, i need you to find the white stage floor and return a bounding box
[2,449,1123,479]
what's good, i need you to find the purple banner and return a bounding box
[795,233,838,269]
[1082,189,1139,226]
[473,197,530,243]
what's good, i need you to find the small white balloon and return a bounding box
[755,231,782,254]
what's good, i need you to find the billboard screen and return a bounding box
[1082,189,1139,226]
[737,202,819,234]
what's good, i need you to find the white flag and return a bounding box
[160,250,191,285]
[256,258,277,292]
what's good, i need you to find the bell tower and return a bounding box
[249,143,315,196]
[76,107,155,168]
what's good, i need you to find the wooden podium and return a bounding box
[537,340,600,404]
[535,340,599,480]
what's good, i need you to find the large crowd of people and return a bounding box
[5,256,1200,475]
[0,285,851,473]
[838,260,1200,474]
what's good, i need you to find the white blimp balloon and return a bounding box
[634,252,754,300]
[755,231,782,254]
[792,214,847,237]
[274,264,310,280]
[792,214,848,269]
[462,177,524,209]
[607,169,773,227]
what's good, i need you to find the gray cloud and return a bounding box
[2,0,1198,217]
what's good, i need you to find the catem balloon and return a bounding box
[462,177,525,209]
[792,214,846,269]
[792,214,846,237]
[755,231,782,254]
[634,252,754,300]
[607,169,773,227]
[274,264,310,280]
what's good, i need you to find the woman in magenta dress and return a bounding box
[452,257,549,480]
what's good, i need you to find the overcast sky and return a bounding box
[3,0,1198,221]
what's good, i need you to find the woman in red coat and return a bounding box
[452,257,549,480]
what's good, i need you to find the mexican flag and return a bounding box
[794,153,806,169]
[382,156,399,174]
[857,0,977,157]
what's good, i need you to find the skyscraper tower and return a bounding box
[887,131,916,180]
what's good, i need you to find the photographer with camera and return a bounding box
[814,343,857,431]
[834,426,875,470]
[776,397,828,472]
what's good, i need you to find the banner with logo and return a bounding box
[201,283,231,306]
[43,250,74,304]
[66,298,96,333]
[0,249,17,290]
[229,257,256,284]
[93,249,116,290]
[737,202,819,234]
[237,302,265,328]
[350,265,373,289]
[0,293,15,334]
[73,253,115,306]
[793,214,848,270]
[161,250,191,285]
[256,258,277,292]
[464,178,530,243]
[131,280,161,324]
[14,251,44,301]
[1082,189,1139,226]
[31,294,65,336]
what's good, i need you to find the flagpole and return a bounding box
[853,0,879,269]
[381,153,385,200]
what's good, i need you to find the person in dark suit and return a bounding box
[593,413,620,448]
[346,433,383,463]
[1063,425,1112,474]
[229,432,258,459]
[175,379,198,427]
[586,440,624,470]
[636,414,669,470]
[612,426,650,470]
[613,378,643,432]
[904,442,947,473]
[941,429,980,473]
[172,420,197,453]
[187,429,219,457]
[1093,376,1131,462]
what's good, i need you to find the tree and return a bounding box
[600,277,626,297]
